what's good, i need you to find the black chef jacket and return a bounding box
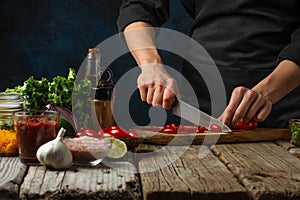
[117,0,300,128]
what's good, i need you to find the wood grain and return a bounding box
[275,140,300,159]
[138,145,248,200]
[0,156,27,199]
[212,142,300,199]
[20,162,140,199]
[133,127,290,145]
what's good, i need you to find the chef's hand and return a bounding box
[220,86,273,128]
[137,63,179,110]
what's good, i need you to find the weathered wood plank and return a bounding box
[61,162,139,199]
[212,142,300,200]
[0,156,28,199]
[138,145,248,200]
[134,127,290,145]
[19,162,140,199]
[275,140,300,159]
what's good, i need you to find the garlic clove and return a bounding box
[37,128,73,170]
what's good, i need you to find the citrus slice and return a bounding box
[104,138,127,159]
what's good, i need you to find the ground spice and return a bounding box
[0,129,18,155]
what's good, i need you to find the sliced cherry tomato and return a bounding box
[178,125,198,132]
[99,131,115,138]
[234,121,244,129]
[249,121,257,129]
[197,126,206,133]
[210,124,222,132]
[126,129,139,138]
[234,120,257,130]
[170,123,177,129]
[242,123,252,130]
[76,126,100,138]
[183,125,198,133]
[177,125,185,132]
[107,126,128,138]
[79,126,98,134]
[161,124,177,134]
[151,126,161,132]
[99,127,109,134]
[75,132,86,138]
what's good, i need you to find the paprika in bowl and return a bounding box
[13,110,59,165]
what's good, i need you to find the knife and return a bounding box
[172,98,232,132]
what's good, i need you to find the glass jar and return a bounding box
[289,119,300,147]
[13,110,59,165]
[0,93,24,131]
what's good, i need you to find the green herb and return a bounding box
[4,68,94,128]
[72,78,92,128]
[48,68,76,110]
[4,68,76,110]
[291,123,300,141]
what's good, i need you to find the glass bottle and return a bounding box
[85,48,101,87]
[86,47,114,129]
[90,70,114,129]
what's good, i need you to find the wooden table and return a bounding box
[1,139,300,199]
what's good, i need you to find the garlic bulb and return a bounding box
[37,128,73,170]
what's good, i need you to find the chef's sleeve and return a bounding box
[278,27,300,67]
[117,0,170,32]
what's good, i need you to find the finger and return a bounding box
[218,113,224,122]
[162,88,175,110]
[146,83,155,105]
[243,94,265,122]
[152,83,164,107]
[222,87,246,126]
[254,100,272,122]
[138,84,148,102]
[232,90,258,124]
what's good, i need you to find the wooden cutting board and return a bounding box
[133,126,291,145]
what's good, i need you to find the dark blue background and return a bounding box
[0,0,192,127]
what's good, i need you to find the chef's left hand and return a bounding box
[219,86,272,128]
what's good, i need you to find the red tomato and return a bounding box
[107,126,128,138]
[183,125,198,132]
[77,127,100,138]
[249,121,258,129]
[99,127,109,134]
[235,121,244,129]
[161,124,177,134]
[197,126,206,133]
[99,126,139,138]
[178,125,198,132]
[99,131,115,138]
[210,124,222,132]
[242,123,252,130]
[177,125,185,132]
[126,129,139,138]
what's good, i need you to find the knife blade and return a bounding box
[173,99,232,132]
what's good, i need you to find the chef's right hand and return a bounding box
[137,63,179,110]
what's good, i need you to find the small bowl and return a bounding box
[64,136,111,166]
[289,119,300,147]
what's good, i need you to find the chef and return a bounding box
[117,0,300,128]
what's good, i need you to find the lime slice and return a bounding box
[105,138,127,159]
